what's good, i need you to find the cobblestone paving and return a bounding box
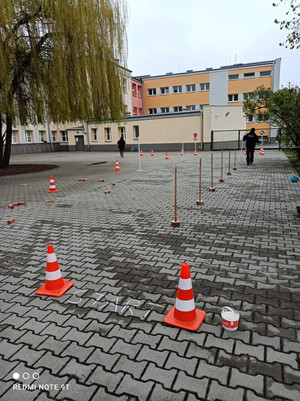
[0,149,299,401]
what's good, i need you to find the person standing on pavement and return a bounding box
[243,128,259,165]
[117,134,126,157]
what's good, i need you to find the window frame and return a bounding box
[105,127,112,142]
[228,94,239,102]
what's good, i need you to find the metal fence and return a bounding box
[210,127,282,151]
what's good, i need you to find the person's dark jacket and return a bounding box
[243,131,259,148]
[117,137,125,150]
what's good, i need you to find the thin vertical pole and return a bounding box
[233,148,237,170]
[174,165,177,221]
[219,150,224,182]
[137,136,142,171]
[171,165,181,226]
[197,158,204,204]
[209,152,215,192]
[227,149,232,175]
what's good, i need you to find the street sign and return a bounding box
[193,133,197,138]
[260,130,265,136]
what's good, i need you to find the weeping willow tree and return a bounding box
[0,0,127,168]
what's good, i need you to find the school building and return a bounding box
[10,59,281,154]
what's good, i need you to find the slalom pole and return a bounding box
[227,149,232,176]
[233,148,237,170]
[171,165,180,227]
[209,152,215,192]
[197,158,204,205]
[219,150,224,182]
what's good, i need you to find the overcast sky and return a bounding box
[126,0,299,87]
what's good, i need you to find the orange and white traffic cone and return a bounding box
[35,244,73,297]
[151,150,154,156]
[194,149,197,156]
[260,147,264,155]
[140,150,143,157]
[163,262,206,331]
[48,176,58,193]
[181,149,184,156]
[244,148,247,156]
[114,160,121,171]
[165,152,169,160]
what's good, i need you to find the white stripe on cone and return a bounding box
[178,278,192,290]
[175,298,195,312]
[46,270,62,281]
[47,253,57,263]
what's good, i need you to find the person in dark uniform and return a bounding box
[243,128,259,165]
[117,134,125,157]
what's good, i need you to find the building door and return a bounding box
[75,136,85,151]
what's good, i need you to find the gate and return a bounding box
[210,127,282,151]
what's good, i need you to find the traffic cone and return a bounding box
[48,176,58,193]
[260,147,264,155]
[165,152,169,160]
[140,150,143,156]
[244,148,247,156]
[163,263,206,331]
[35,244,73,297]
[114,160,121,171]
[194,149,197,156]
[151,150,154,156]
[181,149,184,156]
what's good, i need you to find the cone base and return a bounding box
[227,172,232,176]
[209,187,215,192]
[48,189,58,193]
[196,200,204,205]
[114,169,121,172]
[233,168,237,171]
[35,280,74,297]
[163,306,206,331]
[171,220,180,227]
[219,179,224,182]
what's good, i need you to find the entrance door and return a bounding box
[75,136,85,151]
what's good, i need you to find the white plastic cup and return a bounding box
[221,306,240,331]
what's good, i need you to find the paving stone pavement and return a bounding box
[0,149,300,401]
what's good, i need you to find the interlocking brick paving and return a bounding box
[0,150,299,400]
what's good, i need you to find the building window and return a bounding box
[25,130,32,143]
[92,128,98,141]
[133,107,137,115]
[246,115,254,122]
[138,86,142,98]
[173,86,182,93]
[132,83,137,97]
[39,130,46,142]
[122,79,127,94]
[161,107,170,113]
[105,128,111,141]
[260,70,271,76]
[139,108,143,115]
[200,83,210,91]
[148,88,156,96]
[173,106,182,112]
[228,94,238,102]
[51,131,56,142]
[243,92,254,100]
[12,131,18,144]
[148,108,157,114]
[133,125,139,139]
[186,84,196,92]
[61,131,68,142]
[186,105,196,111]
[244,72,255,78]
[229,74,239,80]
[160,87,169,95]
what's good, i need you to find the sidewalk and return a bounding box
[0,149,299,401]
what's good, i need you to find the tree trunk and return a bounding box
[1,115,13,169]
[0,120,3,168]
